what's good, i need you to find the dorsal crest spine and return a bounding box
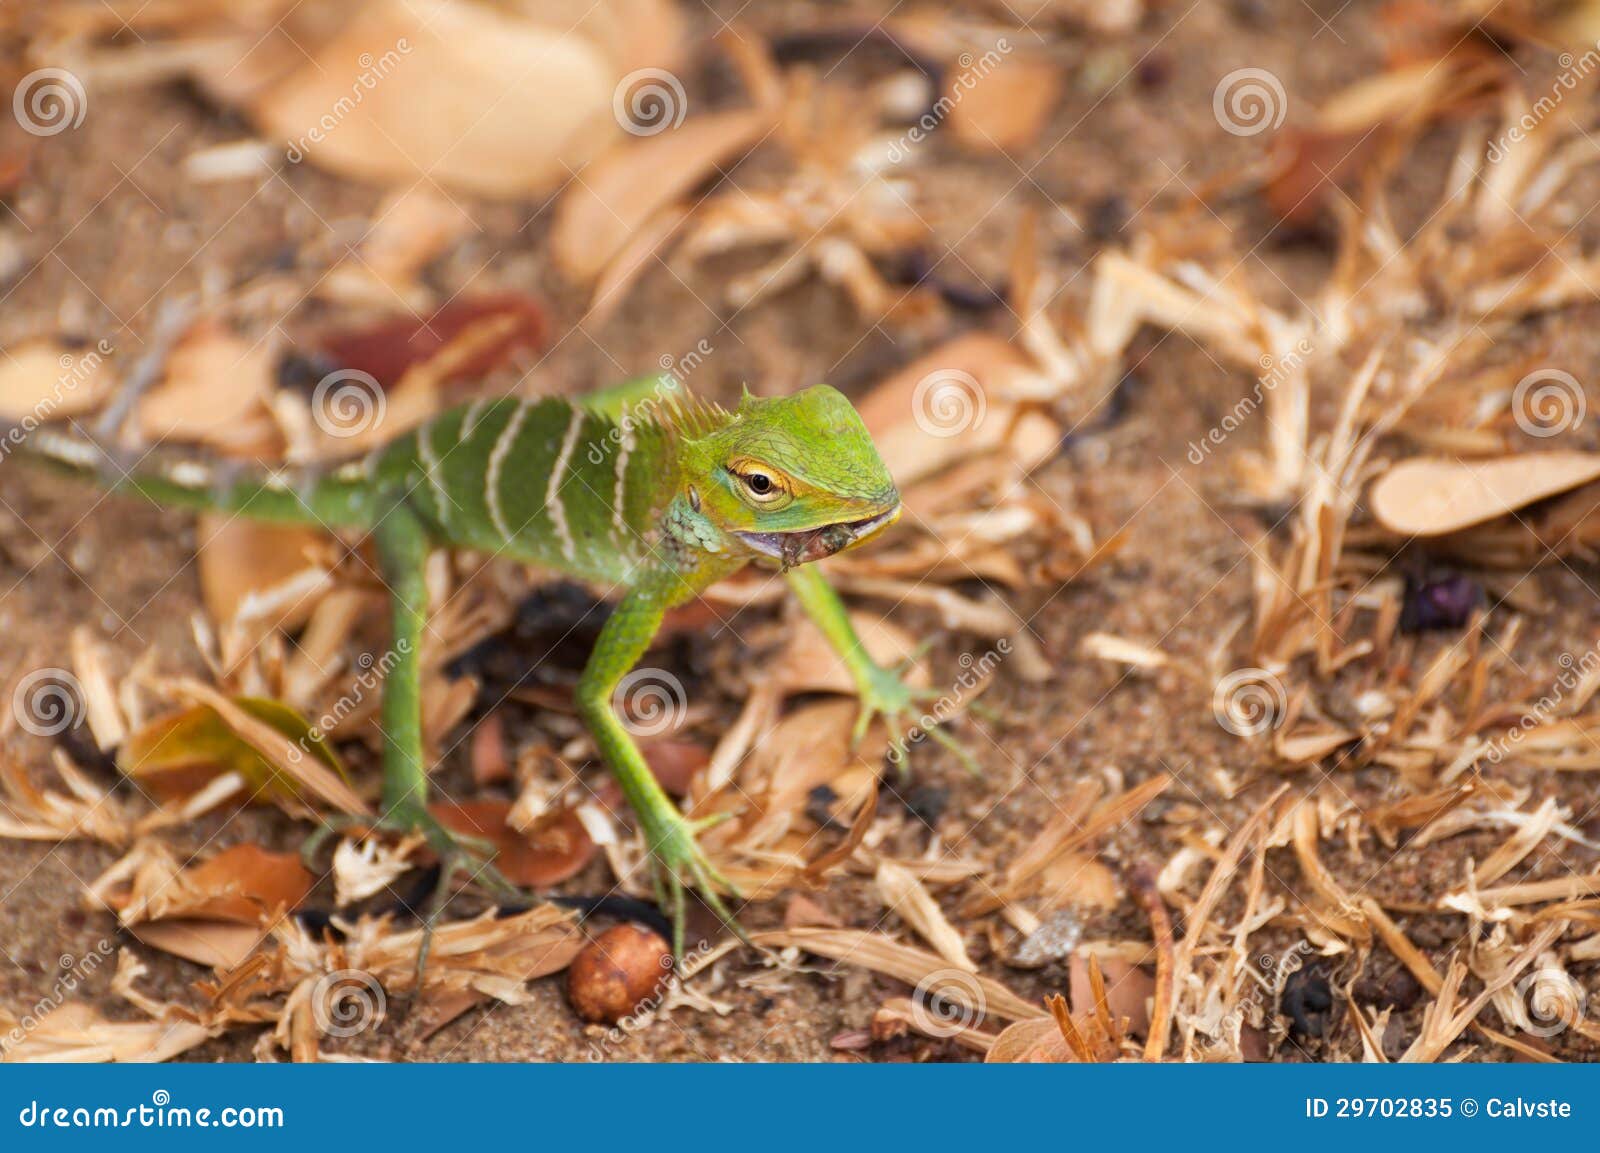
[655,391,731,440]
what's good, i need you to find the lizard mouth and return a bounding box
[735,507,900,568]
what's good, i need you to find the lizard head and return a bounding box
[679,384,900,568]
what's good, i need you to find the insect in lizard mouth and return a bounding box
[735,506,901,569]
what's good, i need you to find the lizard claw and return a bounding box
[644,809,747,959]
[302,806,527,980]
[850,657,981,776]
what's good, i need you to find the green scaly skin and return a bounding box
[22,379,962,955]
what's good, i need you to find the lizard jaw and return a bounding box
[735,507,900,568]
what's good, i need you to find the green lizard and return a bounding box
[22,377,961,954]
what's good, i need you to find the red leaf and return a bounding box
[317,293,547,388]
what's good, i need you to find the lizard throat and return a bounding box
[733,507,900,569]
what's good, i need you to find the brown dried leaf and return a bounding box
[0,752,130,845]
[0,978,213,1063]
[1369,453,1600,537]
[137,321,280,457]
[196,514,331,633]
[246,0,631,198]
[430,798,596,887]
[946,56,1060,152]
[874,859,974,971]
[163,680,368,816]
[985,1013,1073,1062]
[119,695,346,808]
[313,293,547,390]
[0,339,115,421]
[855,333,1057,488]
[553,109,774,282]
[753,928,1039,1021]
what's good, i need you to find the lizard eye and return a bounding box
[730,462,791,508]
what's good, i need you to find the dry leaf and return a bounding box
[947,56,1059,152]
[0,339,115,421]
[119,696,347,808]
[553,109,774,282]
[247,0,639,198]
[430,798,596,887]
[1369,453,1600,537]
[196,515,331,634]
[137,321,280,457]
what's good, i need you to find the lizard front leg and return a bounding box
[784,565,978,773]
[575,582,742,957]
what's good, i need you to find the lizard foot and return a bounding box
[302,806,526,978]
[852,652,981,776]
[642,809,747,960]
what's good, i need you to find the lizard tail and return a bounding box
[12,423,377,528]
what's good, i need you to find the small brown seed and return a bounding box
[567,924,673,1025]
